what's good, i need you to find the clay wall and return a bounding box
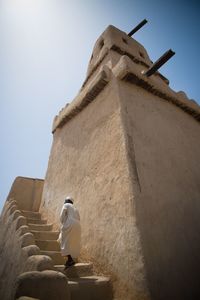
[119,81,200,299]
[40,25,200,300]
[7,177,44,212]
[41,77,149,300]
[0,200,38,300]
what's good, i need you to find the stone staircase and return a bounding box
[22,210,113,300]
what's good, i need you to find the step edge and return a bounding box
[40,250,62,254]
[54,263,93,267]
[30,230,59,234]
[68,275,111,282]
[35,239,59,242]
[28,224,53,227]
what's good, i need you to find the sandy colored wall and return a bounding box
[119,81,200,300]
[7,177,44,212]
[40,25,200,299]
[0,199,68,300]
[41,79,149,300]
[0,200,38,300]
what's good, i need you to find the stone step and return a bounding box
[21,210,41,220]
[31,230,59,240]
[40,250,65,265]
[27,218,47,225]
[54,263,94,278]
[28,223,53,231]
[68,276,112,300]
[36,240,60,251]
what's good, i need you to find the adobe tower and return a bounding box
[1,24,200,300]
[40,25,200,299]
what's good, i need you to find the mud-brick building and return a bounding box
[1,25,200,300]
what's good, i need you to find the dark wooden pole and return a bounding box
[128,19,148,36]
[144,49,175,77]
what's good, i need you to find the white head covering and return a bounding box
[64,196,74,204]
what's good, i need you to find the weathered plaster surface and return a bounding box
[6,177,44,212]
[41,25,200,300]
[41,78,149,299]
[113,55,200,121]
[119,80,200,299]
[15,270,70,300]
[0,200,39,300]
[0,181,66,300]
[85,25,152,84]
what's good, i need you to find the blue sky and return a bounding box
[0,0,199,211]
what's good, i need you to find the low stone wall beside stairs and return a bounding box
[0,199,71,300]
[0,189,113,300]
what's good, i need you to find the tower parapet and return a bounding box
[52,25,200,135]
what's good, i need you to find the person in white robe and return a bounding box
[58,196,81,268]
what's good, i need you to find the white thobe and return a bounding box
[58,203,81,258]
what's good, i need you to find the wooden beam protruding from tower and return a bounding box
[128,19,148,36]
[143,49,175,77]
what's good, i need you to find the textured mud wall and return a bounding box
[0,198,69,300]
[0,200,38,300]
[7,177,44,211]
[41,79,149,300]
[119,81,200,300]
[40,25,200,300]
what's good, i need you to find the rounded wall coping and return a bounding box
[52,52,199,136]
